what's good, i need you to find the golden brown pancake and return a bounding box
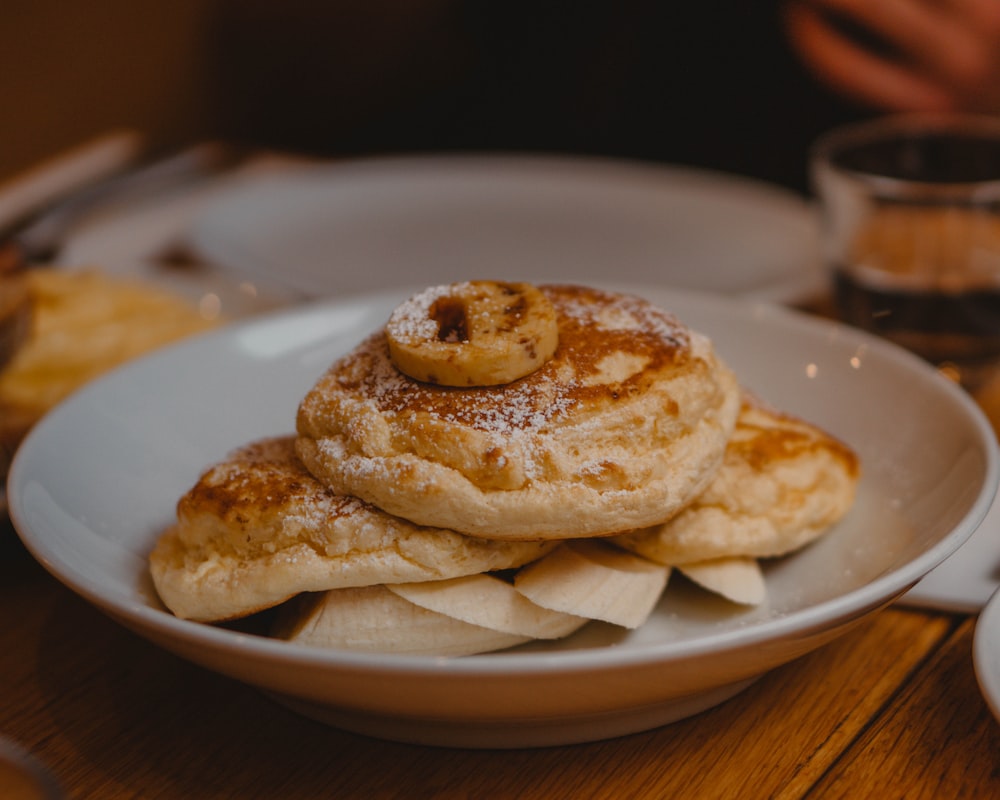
[149,437,553,622]
[295,285,742,540]
[612,396,860,564]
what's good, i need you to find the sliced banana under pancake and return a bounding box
[677,558,767,606]
[387,573,587,639]
[273,546,647,656]
[613,397,860,566]
[513,540,670,629]
[272,585,538,657]
[295,283,741,540]
[149,437,553,622]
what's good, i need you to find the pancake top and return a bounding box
[296,284,740,539]
[330,284,690,434]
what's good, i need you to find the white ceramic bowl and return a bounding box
[8,285,997,748]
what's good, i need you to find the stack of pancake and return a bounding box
[150,282,859,656]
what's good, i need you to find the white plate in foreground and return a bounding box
[8,285,996,748]
[187,154,824,303]
[975,587,1000,723]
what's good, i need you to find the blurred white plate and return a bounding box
[188,154,824,303]
[975,586,1000,722]
[8,285,996,748]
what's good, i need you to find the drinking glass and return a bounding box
[811,113,1000,390]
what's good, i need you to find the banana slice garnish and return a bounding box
[513,540,671,629]
[678,557,766,606]
[273,585,535,657]
[385,281,559,386]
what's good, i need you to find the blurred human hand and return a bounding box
[784,0,1000,112]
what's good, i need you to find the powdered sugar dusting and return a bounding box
[349,336,577,435]
[386,283,471,342]
[550,284,689,348]
[199,437,375,539]
[316,285,699,482]
[346,287,690,434]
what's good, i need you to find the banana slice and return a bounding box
[385,281,559,386]
[273,585,534,657]
[678,557,766,606]
[387,573,587,640]
[513,540,670,629]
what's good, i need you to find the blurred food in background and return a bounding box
[0,268,219,479]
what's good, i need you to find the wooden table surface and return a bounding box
[2,509,999,800]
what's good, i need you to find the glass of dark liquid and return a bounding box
[811,114,1000,391]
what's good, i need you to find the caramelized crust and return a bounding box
[613,396,860,564]
[149,437,553,622]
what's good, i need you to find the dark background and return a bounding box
[2,1,870,195]
[208,0,871,194]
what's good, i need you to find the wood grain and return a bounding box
[4,516,989,800]
[809,616,1000,799]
